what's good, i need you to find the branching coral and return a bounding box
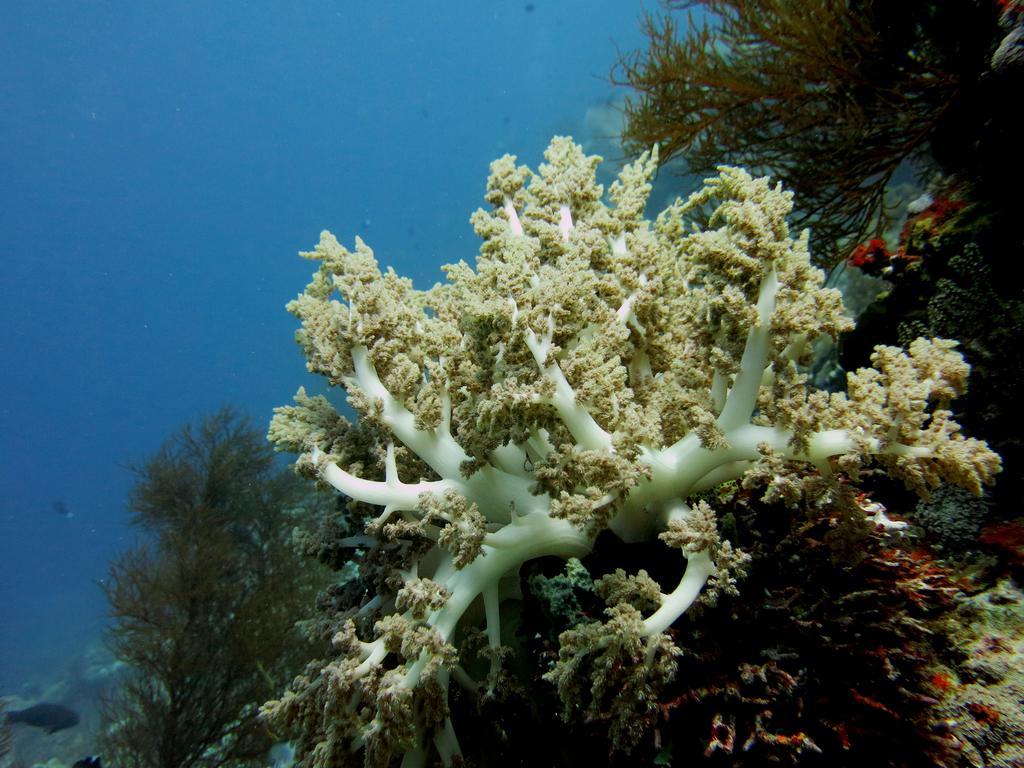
[264,137,999,767]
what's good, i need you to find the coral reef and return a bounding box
[265,137,998,767]
[931,579,1024,767]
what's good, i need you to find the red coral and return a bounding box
[979,518,1024,567]
[876,547,963,608]
[848,238,892,274]
[966,701,1001,726]
[847,234,924,279]
[930,672,954,692]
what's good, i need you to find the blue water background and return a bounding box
[0,2,661,692]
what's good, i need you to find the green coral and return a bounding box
[914,485,990,552]
[527,557,594,628]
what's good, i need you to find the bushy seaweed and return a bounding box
[616,0,1006,262]
[99,409,330,768]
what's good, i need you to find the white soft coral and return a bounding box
[264,137,999,766]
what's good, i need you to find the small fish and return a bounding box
[4,702,80,734]
[53,500,73,519]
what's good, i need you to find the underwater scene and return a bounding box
[1,1,1023,766]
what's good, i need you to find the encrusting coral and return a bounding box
[264,137,999,767]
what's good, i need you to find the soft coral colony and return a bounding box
[263,137,999,767]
